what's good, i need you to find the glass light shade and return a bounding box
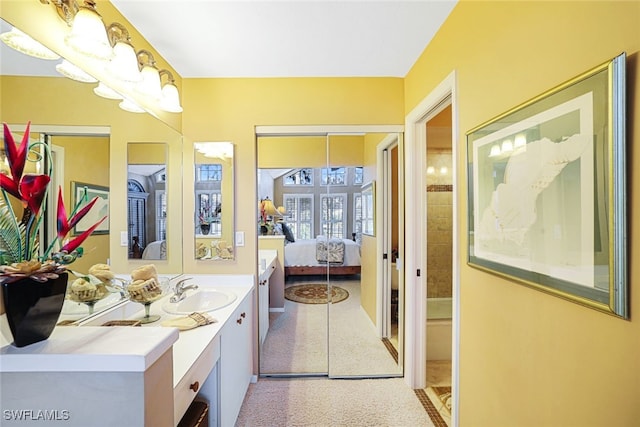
[426,166,435,174]
[65,5,112,60]
[136,65,162,100]
[488,144,501,157]
[106,41,141,83]
[160,82,183,113]
[501,139,513,153]
[440,166,448,175]
[55,60,97,83]
[94,82,123,100]
[514,134,527,148]
[0,27,60,60]
[119,98,145,113]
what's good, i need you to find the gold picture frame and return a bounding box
[466,53,627,318]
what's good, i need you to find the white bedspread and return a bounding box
[285,239,361,267]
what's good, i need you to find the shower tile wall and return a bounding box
[426,151,452,299]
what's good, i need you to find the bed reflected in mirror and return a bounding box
[127,143,167,260]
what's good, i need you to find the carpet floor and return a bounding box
[235,377,435,427]
[260,278,400,376]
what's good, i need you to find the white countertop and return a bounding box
[0,274,254,382]
[0,325,178,372]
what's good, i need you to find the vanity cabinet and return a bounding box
[258,236,285,309]
[219,289,254,427]
[258,251,277,346]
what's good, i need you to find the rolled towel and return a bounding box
[161,312,217,331]
[88,263,115,282]
[127,278,162,302]
[69,277,107,302]
[131,264,159,285]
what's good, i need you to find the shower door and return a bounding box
[257,128,403,378]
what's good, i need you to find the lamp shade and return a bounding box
[119,98,145,113]
[107,41,141,83]
[65,1,112,60]
[160,82,183,113]
[94,82,123,100]
[136,64,162,100]
[55,59,97,83]
[0,27,60,60]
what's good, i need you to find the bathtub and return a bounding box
[427,297,452,361]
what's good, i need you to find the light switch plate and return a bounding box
[120,231,128,247]
[235,231,245,246]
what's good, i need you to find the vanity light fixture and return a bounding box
[94,81,123,100]
[55,59,97,83]
[136,50,162,100]
[64,0,112,60]
[119,97,145,113]
[426,166,435,175]
[105,23,141,83]
[0,27,60,60]
[488,144,501,157]
[194,142,233,159]
[159,70,183,113]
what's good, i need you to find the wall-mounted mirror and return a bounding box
[127,143,168,260]
[193,142,235,260]
[1,16,183,323]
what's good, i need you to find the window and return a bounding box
[320,193,347,239]
[197,164,222,182]
[155,191,167,241]
[321,167,346,185]
[353,193,362,244]
[196,191,222,236]
[353,167,364,185]
[283,194,314,240]
[284,168,313,185]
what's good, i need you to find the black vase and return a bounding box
[1,272,68,347]
[200,223,211,235]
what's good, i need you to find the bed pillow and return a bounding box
[281,222,295,243]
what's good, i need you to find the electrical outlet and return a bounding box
[120,231,128,247]
[235,231,245,247]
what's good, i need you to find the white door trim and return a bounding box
[404,70,460,427]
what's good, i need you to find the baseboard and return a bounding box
[269,307,285,313]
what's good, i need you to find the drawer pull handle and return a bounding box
[240,312,246,318]
[190,381,200,392]
[237,317,243,325]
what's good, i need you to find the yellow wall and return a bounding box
[52,135,110,274]
[182,77,404,274]
[0,75,184,275]
[405,1,640,425]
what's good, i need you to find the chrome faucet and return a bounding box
[170,278,198,303]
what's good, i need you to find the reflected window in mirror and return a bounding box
[127,143,167,260]
[194,142,235,260]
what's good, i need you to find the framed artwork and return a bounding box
[361,181,375,236]
[72,181,110,235]
[466,53,627,318]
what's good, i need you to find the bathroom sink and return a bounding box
[162,289,237,315]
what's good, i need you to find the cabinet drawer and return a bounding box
[174,336,221,425]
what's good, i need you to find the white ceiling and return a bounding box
[110,0,457,78]
[0,1,457,78]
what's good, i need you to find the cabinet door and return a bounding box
[219,291,253,427]
[258,276,270,345]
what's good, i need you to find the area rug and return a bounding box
[284,284,349,304]
[431,386,452,414]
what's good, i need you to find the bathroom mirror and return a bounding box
[127,143,168,260]
[1,17,183,323]
[193,142,235,260]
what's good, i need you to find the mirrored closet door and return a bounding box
[257,128,403,378]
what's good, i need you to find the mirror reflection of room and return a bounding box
[258,133,402,378]
[194,142,234,260]
[127,143,167,260]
